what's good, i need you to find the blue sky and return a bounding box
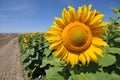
[0,0,120,33]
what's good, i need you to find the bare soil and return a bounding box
[0,34,17,49]
[0,34,27,80]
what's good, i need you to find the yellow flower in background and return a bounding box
[23,37,29,44]
[32,32,36,37]
[44,4,109,67]
[118,26,120,29]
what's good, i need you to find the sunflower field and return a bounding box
[19,5,120,80]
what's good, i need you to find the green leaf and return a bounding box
[110,73,120,80]
[43,48,51,57]
[106,47,120,54]
[23,60,32,68]
[21,53,29,62]
[112,7,120,15]
[71,72,120,80]
[98,53,116,66]
[115,55,120,70]
[85,72,120,80]
[114,37,120,43]
[43,41,50,48]
[45,67,64,80]
[30,48,35,55]
[72,73,88,80]
[42,56,64,67]
[24,69,32,77]
[32,41,37,46]
[110,17,116,23]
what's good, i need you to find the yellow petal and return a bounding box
[90,21,109,30]
[86,9,97,23]
[87,47,98,61]
[77,6,82,21]
[89,14,104,25]
[44,33,61,43]
[67,53,78,67]
[49,40,62,49]
[81,5,87,22]
[99,22,110,26]
[92,27,106,35]
[79,54,86,65]
[46,26,62,34]
[51,25,62,31]
[90,21,101,29]
[53,45,64,58]
[92,37,108,46]
[62,8,71,24]
[88,4,92,12]
[84,52,91,64]
[61,49,68,60]
[55,17,65,28]
[44,26,62,43]
[68,6,77,21]
[91,45,104,57]
[73,53,79,66]
[85,4,92,22]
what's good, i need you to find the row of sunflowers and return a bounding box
[19,4,120,80]
[19,32,50,79]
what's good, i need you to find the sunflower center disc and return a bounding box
[69,27,86,46]
[62,22,92,53]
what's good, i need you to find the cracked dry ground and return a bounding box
[0,34,27,80]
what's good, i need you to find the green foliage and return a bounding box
[19,7,120,80]
[98,50,116,66]
[106,47,120,54]
[19,33,52,79]
[45,67,64,80]
[84,72,120,80]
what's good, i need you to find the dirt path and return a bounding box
[0,34,17,49]
[0,37,26,80]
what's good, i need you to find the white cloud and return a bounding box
[2,3,31,11]
[0,2,36,17]
[0,14,12,18]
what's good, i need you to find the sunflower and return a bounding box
[44,4,109,67]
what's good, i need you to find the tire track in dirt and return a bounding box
[0,37,26,80]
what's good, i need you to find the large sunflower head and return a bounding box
[44,4,109,67]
